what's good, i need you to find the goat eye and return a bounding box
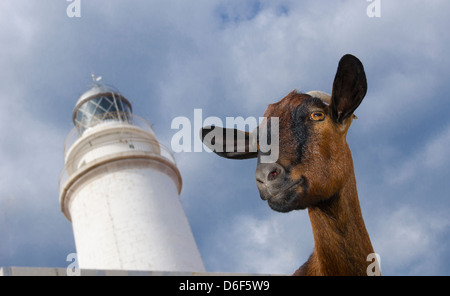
[310,111,325,121]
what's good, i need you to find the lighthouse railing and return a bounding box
[64,114,156,158]
[59,114,178,196]
[58,140,178,196]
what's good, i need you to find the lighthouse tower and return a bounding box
[59,79,205,272]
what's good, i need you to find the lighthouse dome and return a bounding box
[73,83,133,135]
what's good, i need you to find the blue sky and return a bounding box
[0,0,449,275]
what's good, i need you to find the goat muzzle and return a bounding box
[255,163,287,200]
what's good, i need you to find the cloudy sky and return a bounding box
[0,0,449,276]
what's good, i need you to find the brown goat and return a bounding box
[201,54,377,276]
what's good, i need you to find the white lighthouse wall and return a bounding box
[68,159,205,272]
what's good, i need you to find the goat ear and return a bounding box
[200,126,258,159]
[330,54,367,124]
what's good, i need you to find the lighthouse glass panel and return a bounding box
[75,93,132,134]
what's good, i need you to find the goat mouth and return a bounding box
[266,177,305,212]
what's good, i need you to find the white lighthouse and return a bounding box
[58,79,205,272]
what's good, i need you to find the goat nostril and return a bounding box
[268,169,279,181]
[256,164,284,184]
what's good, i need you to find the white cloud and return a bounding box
[206,211,313,275]
[423,126,450,169]
[373,205,449,275]
[385,124,450,185]
[0,85,74,265]
[0,1,38,56]
[358,125,450,275]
